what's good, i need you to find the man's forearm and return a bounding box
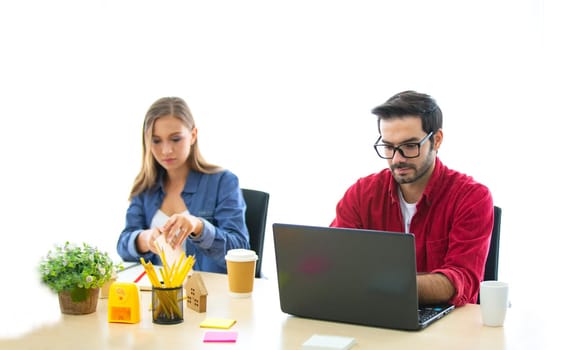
[416,273,455,304]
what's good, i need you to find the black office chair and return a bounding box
[241,188,270,278]
[478,205,502,303]
[484,206,502,282]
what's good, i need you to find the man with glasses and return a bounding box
[331,90,493,306]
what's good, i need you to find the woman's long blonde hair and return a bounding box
[129,97,222,200]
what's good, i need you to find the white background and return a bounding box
[1,0,574,338]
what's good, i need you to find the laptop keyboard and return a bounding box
[418,307,443,323]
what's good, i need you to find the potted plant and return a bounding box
[39,241,119,315]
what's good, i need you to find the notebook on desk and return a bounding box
[272,223,455,331]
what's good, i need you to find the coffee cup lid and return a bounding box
[225,249,258,262]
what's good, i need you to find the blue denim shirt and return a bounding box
[117,169,249,273]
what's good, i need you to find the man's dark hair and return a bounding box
[371,90,443,134]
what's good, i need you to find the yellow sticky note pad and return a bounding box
[199,318,237,329]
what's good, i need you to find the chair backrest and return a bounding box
[241,188,270,278]
[478,205,502,304]
[484,206,502,282]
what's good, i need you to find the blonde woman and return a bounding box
[117,97,249,273]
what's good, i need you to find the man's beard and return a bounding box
[391,149,435,184]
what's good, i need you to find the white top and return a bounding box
[151,209,191,230]
[398,187,417,233]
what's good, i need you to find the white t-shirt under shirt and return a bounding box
[398,187,417,233]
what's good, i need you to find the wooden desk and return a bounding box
[0,270,562,349]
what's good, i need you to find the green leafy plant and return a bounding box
[39,242,121,302]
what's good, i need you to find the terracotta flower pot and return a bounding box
[58,288,100,315]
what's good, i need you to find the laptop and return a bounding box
[272,223,455,331]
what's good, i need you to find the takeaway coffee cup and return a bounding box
[480,281,509,327]
[225,249,258,297]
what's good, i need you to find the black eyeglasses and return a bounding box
[373,131,434,159]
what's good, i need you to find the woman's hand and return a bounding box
[163,213,204,248]
[136,227,163,254]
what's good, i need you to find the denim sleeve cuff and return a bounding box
[189,218,215,249]
[127,230,142,258]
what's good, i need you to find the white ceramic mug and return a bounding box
[480,280,509,327]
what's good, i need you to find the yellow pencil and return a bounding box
[173,253,185,280]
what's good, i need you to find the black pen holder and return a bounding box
[152,286,184,324]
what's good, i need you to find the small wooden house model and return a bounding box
[185,272,208,313]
